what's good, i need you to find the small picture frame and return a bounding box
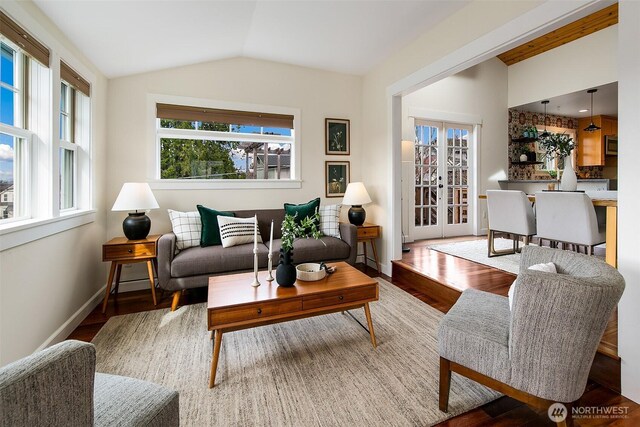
[325,161,350,198]
[325,118,350,155]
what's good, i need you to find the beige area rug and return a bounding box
[428,238,523,274]
[92,279,500,426]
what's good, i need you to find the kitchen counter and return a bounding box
[498,179,609,192]
[499,179,609,183]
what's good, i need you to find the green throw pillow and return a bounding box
[197,205,235,247]
[284,197,321,225]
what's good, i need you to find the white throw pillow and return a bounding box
[508,262,557,310]
[319,204,341,238]
[218,216,263,248]
[168,209,201,251]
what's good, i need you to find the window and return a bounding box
[59,61,90,212]
[156,103,295,181]
[59,81,75,210]
[0,40,28,221]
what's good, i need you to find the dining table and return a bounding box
[479,191,618,267]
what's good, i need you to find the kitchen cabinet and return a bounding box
[577,115,617,166]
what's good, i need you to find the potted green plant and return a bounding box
[277,212,322,287]
[539,132,577,190]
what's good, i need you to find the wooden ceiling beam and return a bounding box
[497,3,618,66]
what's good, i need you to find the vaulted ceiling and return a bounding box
[34,0,469,78]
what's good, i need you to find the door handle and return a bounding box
[438,184,443,189]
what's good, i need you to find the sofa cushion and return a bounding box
[218,216,263,248]
[167,210,201,251]
[94,373,179,427]
[197,205,234,247]
[438,289,511,384]
[284,198,320,226]
[319,204,341,238]
[272,236,350,263]
[171,243,270,277]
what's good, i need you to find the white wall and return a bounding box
[361,0,541,273]
[0,1,108,364]
[402,58,508,237]
[617,0,640,404]
[107,57,362,283]
[508,25,618,108]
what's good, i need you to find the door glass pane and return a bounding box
[415,208,421,226]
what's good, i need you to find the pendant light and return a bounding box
[584,89,601,132]
[540,100,550,139]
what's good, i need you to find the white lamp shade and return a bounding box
[112,183,159,212]
[342,182,372,206]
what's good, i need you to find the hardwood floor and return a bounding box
[390,238,637,426]
[67,257,639,426]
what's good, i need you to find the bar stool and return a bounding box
[486,190,536,257]
[535,191,605,255]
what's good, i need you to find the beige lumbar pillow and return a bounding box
[218,216,263,248]
[508,262,557,310]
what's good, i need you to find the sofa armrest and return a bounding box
[339,223,358,265]
[0,340,96,426]
[157,233,176,290]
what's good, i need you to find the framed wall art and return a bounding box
[325,118,350,155]
[325,161,350,198]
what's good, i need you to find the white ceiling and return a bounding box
[33,0,468,79]
[515,82,618,119]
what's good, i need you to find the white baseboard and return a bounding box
[36,277,154,352]
[37,284,105,352]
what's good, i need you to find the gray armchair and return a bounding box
[438,246,624,426]
[0,340,179,427]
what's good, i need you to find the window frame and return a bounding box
[0,5,96,250]
[59,80,77,212]
[149,95,302,190]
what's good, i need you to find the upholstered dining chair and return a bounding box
[486,190,536,257]
[535,191,605,255]
[437,246,624,427]
[0,340,179,427]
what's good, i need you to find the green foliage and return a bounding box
[281,211,322,253]
[539,132,575,160]
[160,119,241,179]
[548,170,557,179]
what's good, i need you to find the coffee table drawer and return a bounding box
[302,285,377,310]
[209,298,302,326]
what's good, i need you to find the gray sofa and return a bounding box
[0,340,179,427]
[158,208,357,310]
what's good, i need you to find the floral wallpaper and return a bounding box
[508,109,603,180]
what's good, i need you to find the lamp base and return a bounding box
[348,205,366,226]
[123,212,151,240]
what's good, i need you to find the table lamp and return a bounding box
[112,183,159,240]
[343,182,372,226]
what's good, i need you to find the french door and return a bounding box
[412,120,473,239]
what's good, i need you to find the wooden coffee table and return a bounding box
[207,262,379,388]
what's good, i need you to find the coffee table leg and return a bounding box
[209,330,223,388]
[364,302,377,348]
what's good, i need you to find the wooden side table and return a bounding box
[356,223,381,274]
[101,235,160,313]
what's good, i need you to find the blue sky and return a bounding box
[1,44,15,183]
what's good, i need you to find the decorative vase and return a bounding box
[276,249,297,287]
[559,155,577,191]
[519,154,528,162]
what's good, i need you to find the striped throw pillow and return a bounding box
[218,216,263,248]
